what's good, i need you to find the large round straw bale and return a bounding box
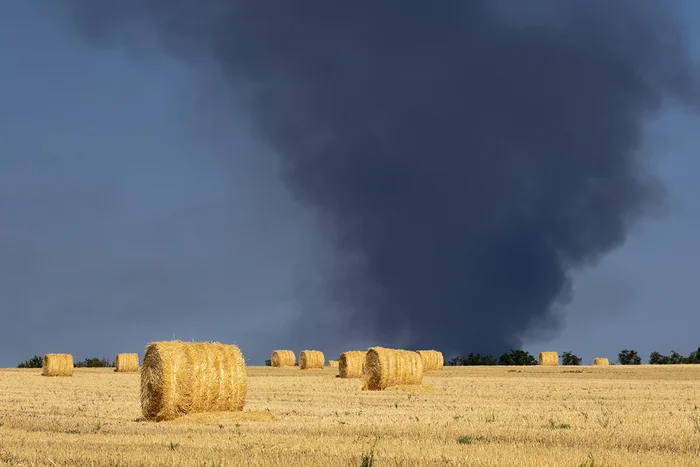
[417,350,444,371]
[141,341,247,422]
[42,353,73,377]
[539,351,559,366]
[299,350,324,369]
[270,350,297,367]
[114,353,139,372]
[593,357,609,366]
[327,360,339,368]
[271,350,295,367]
[339,351,366,378]
[362,347,423,390]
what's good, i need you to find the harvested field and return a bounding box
[1,365,700,466]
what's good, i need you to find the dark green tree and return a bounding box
[649,351,687,365]
[448,353,498,366]
[561,351,582,366]
[498,349,537,366]
[470,353,497,365]
[18,355,43,368]
[265,359,272,366]
[687,347,700,364]
[668,351,686,364]
[447,357,461,366]
[649,351,668,365]
[75,357,112,368]
[617,349,641,365]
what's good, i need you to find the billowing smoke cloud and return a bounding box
[59,1,699,356]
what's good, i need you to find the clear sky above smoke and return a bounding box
[1,1,699,366]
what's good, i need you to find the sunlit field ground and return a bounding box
[1,365,699,466]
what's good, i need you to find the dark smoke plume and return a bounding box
[60,1,699,356]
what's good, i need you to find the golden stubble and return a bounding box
[1,365,700,466]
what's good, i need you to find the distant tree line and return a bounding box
[446,347,700,366]
[74,357,112,368]
[618,348,700,365]
[17,356,113,368]
[448,349,537,366]
[16,347,700,368]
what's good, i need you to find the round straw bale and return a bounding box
[299,350,324,369]
[362,347,423,390]
[141,341,247,422]
[42,354,73,377]
[593,357,609,366]
[271,350,295,367]
[339,351,366,378]
[114,353,139,372]
[327,360,339,368]
[538,351,559,366]
[417,350,444,371]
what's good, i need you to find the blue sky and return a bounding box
[1,2,699,366]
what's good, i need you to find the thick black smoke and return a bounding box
[61,1,699,356]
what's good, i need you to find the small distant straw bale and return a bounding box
[140,341,247,422]
[361,347,423,390]
[339,351,366,378]
[271,350,295,367]
[417,350,444,371]
[114,353,139,372]
[593,357,609,366]
[42,354,73,376]
[539,351,559,366]
[327,360,339,368]
[299,350,324,369]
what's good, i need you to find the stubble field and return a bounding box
[1,365,699,466]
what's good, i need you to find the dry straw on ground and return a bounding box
[339,351,366,378]
[42,354,73,377]
[327,360,339,368]
[361,347,423,390]
[140,341,247,422]
[163,411,276,425]
[539,351,559,366]
[417,350,444,371]
[593,357,610,366]
[271,350,295,367]
[386,384,437,392]
[114,353,139,372]
[299,350,324,369]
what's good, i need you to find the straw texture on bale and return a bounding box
[299,350,324,369]
[327,360,339,368]
[271,350,295,367]
[339,351,366,378]
[417,350,444,371]
[539,351,559,366]
[42,353,73,377]
[593,357,609,366]
[114,353,139,372]
[141,341,247,422]
[362,347,423,390]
